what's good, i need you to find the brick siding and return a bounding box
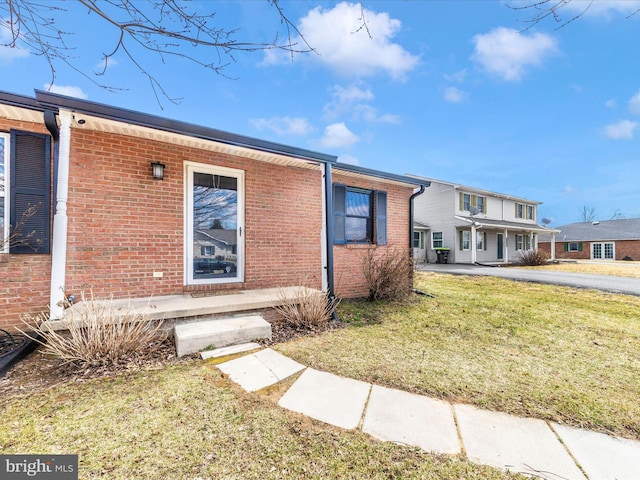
[540,240,640,261]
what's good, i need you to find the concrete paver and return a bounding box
[217,348,304,392]
[278,368,371,430]
[362,385,460,454]
[553,423,640,480]
[454,404,586,479]
[200,342,261,359]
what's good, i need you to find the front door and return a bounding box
[185,163,244,285]
[497,233,504,260]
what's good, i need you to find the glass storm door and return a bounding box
[186,163,244,285]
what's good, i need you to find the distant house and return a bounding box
[410,176,559,264]
[538,219,640,261]
[0,89,427,330]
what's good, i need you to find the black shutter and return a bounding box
[375,190,387,246]
[333,184,346,245]
[10,130,51,254]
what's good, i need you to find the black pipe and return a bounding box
[409,185,426,256]
[323,163,338,320]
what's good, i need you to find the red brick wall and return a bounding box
[63,128,325,300]
[332,172,413,298]
[0,119,53,330]
[540,240,640,261]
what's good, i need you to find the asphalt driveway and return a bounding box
[417,263,640,297]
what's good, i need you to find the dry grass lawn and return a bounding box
[521,260,640,278]
[276,272,640,441]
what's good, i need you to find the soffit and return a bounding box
[68,112,321,170]
[0,104,44,124]
[333,168,421,188]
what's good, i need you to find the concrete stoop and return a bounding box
[174,315,271,357]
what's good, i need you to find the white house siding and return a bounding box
[413,183,460,263]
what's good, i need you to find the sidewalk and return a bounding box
[213,347,640,480]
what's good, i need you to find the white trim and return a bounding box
[320,164,328,292]
[184,161,245,285]
[0,132,9,254]
[49,110,72,319]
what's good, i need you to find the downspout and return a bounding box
[49,110,72,319]
[409,185,426,256]
[323,162,337,320]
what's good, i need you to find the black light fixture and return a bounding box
[151,162,165,180]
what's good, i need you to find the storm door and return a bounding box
[185,163,244,285]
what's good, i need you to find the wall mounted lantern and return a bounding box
[151,162,165,180]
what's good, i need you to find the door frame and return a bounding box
[184,161,245,285]
[496,233,504,260]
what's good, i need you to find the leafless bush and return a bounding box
[0,204,38,251]
[362,246,414,302]
[274,285,339,331]
[516,249,549,266]
[20,291,166,367]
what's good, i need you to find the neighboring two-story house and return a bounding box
[409,176,559,264]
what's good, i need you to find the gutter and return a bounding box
[409,185,427,256]
[323,163,338,320]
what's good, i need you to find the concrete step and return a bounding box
[200,342,262,360]
[174,315,271,357]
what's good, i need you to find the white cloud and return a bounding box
[605,98,617,109]
[443,86,468,103]
[319,122,359,148]
[323,84,374,118]
[250,116,314,136]
[338,153,360,165]
[95,56,119,73]
[353,104,400,123]
[563,0,640,17]
[444,69,467,83]
[629,90,640,115]
[44,84,89,99]
[0,23,30,64]
[603,120,639,139]
[564,185,575,195]
[266,2,419,80]
[472,27,558,81]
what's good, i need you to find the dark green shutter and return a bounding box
[375,190,387,246]
[564,243,568,252]
[333,184,346,245]
[578,242,583,252]
[10,130,51,254]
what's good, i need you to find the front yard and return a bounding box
[277,272,640,440]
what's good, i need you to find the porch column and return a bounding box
[504,229,509,262]
[49,110,72,319]
[529,232,534,251]
[471,223,477,264]
[551,233,556,261]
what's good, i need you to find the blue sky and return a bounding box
[1,0,640,226]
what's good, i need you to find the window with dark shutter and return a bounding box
[10,130,51,254]
[333,184,346,245]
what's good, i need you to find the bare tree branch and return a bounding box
[0,0,313,106]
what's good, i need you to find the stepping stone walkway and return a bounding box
[214,348,640,480]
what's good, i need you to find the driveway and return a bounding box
[416,263,640,297]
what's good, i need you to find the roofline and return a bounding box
[0,90,47,112]
[33,90,338,164]
[336,162,430,187]
[407,174,541,205]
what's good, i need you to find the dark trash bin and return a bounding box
[435,248,450,264]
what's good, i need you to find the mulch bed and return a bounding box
[0,319,344,399]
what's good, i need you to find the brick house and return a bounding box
[538,219,640,261]
[0,90,427,331]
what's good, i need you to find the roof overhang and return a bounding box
[455,216,560,234]
[335,163,430,189]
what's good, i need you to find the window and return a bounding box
[412,231,424,249]
[526,205,535,220]
[516,234,524,250]
[515,203,524,219]
[476,231,486,250]
[201,246,214,256]
[460,230,470,250]
[333,185,386,245]
[459,192,486,213]
[567,242,582,252]
[592,242,614,260]
[0,130,51,254]
[432,231,443,249]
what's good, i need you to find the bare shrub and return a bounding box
[0,204,39,251]
[362,246,414,302]
[516,249,549,266]
[274,285,339,331]
[20,291,166,367]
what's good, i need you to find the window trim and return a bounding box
[413,231,424,249]
[516,234,524,251]
[431,231,443,249]
[460,230,471,251]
